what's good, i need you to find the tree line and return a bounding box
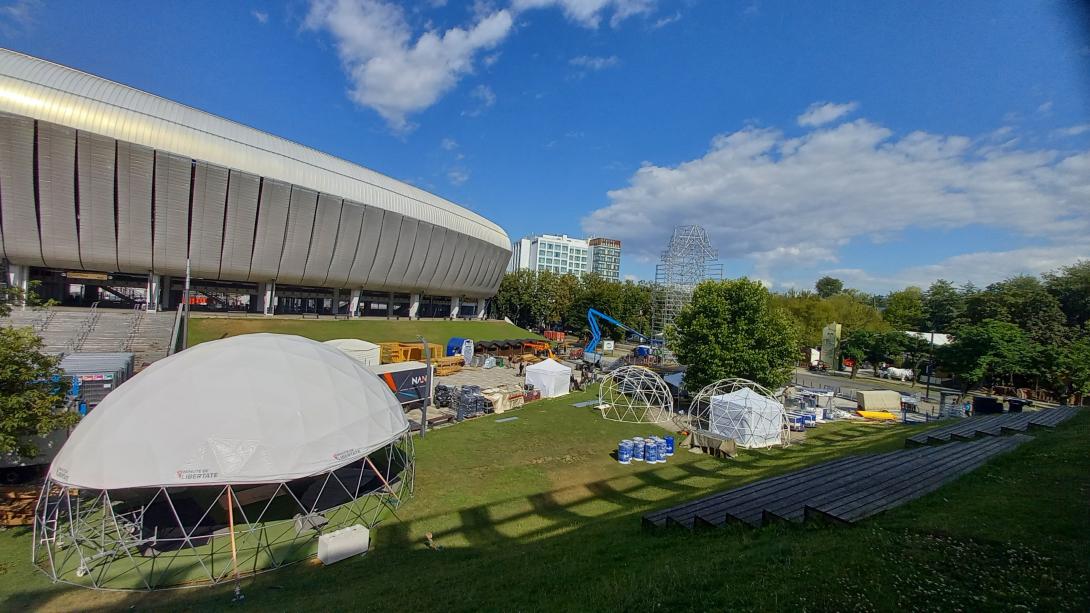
[492,269,655,339]
[493,261,1090,403]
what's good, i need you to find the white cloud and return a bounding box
[447,168,470,185]
[1036,100,1053,115]
[569,54,620,70]
[305,0,513,131]
[650,11,680,29]
[797,101,859,127]
[440,137,458,150]
[251,9,269,24]
[823,246,1090,292]
[1052,124,1090,138]
[512,0,655,28]
[0,0,39,36]
[483,52,501,66]
[582,107,1090,286]
[462,84,496,116]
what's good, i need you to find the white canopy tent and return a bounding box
[36,334,414,590]
[525,358,571,398]
[322,338,380,366]
[708,387,787,449]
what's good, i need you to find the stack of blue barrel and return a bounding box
[617,435,674,465]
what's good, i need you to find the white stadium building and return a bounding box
[0,49,510,318]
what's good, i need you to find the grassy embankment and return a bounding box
[2,388,1086,611]
[187,317,541,346]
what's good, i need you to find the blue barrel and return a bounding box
[665,435,675,456]
[646,438,660,463]
[656,437,668,462]
[617,440,632,464]
[631,438,645,462]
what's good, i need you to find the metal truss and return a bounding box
[652,225,722,337]
[675,378,789,449]
[32,434,414,591]
[598,366,673,424]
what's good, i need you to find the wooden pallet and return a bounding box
[433,356,464,376]
[0,485,39,526]
[379,342,445,364]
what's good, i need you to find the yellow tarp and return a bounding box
[857,410,898,421]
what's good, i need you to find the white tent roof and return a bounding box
[525,358,571,374]
[323,338,379,352]
[713,387,783,411]
[49,334,409,489]
[323,338,380,365]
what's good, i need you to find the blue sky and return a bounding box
[2,0,1088,292]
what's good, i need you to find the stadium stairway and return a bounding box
[1,308,176,368]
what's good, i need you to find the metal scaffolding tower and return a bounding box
[653,225,722,336]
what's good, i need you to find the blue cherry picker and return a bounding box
[582,308,661,366]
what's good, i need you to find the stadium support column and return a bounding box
[145,274,162,312]
[6,264,29,308]
[450,296,461,320]
[476,298,487,320]
[263,282,276,316]
[349,289,361,318]
[409,293,421,319]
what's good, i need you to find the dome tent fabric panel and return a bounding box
[49,334,408,490]
[709,387,785,449]
[323,338,380,366]
[525,358,571,398]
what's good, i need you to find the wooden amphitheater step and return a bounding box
[810,434,1031,523]
[645,433,1040,531]
[642,455,859,529]
[763,441,975,524]
[731,448,937,527]
[905,408,1080,447]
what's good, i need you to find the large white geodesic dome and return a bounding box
[34,334,414,590]
[677,378,789,449]
[598,366,673,423]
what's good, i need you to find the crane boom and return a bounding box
[585,308,649,356]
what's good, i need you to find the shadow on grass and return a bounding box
[8,412,1073,612]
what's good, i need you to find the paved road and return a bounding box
[791,368,956,398]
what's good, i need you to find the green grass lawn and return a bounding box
[187,317,541,346]
[2,392,1086,611]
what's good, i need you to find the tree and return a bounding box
[962,276,1067,346]
[815,276,844,298]
[838,330,871,379]
[839,329,906,378]
[1045,260,1090,327]
[669,278,798,390]
[0,322,78,460]
[493,270,548,329]
[938,319,1032,392]
[923,279,962,332]
[883,286,925,330]
[1053,326,1090,403]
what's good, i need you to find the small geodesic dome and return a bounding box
[598,366,673,423]
[34,334,414,590]
[678,378,789,449]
